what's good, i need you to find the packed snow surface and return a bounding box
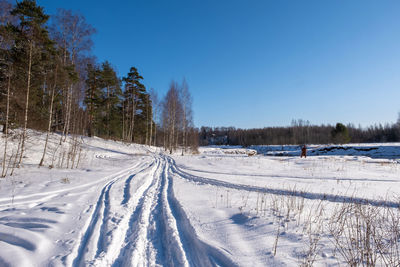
[0,131,400,266]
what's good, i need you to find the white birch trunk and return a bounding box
[1,71,11,177]
[18,41,33,166]
[40,65,58,167]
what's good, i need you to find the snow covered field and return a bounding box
[0,131,400,266]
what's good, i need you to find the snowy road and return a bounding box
[67,153,237,267]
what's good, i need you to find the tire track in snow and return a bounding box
[120,159,156,206]
[90,158,159,266]
[71,179,115,267]
[94,178,113,258]
[112,158,163,266]
[0,160,149,208]
[71,154,239,266]
[121,174,136,205]
[110,154,238,267]
[120,155,237,267]
[163,156,239,267]
[179,166,399,183]
[69,160,154,267]
[95,160,157,259]
[147,156,190,266]
[170,158,400,208]
[118,155,202,266]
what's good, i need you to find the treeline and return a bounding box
[0,0,197,176]
[200,119,400,146]
[158,80,198,154]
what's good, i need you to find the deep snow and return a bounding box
[0,131,399,266]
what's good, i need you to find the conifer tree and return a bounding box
[9,0,54,165]
[99,61,121,138]
[331,123,351,144]
[122,67,146,142]
[84,63,102,137]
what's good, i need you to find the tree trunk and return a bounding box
[59,85,70,144]
[40,65,58,167]
[62,51,75,143]
[149,106,153,146]
[70,96,77,135]
[11,134,22,176]
[63,85,73,142]
[107,85,110,139]
[122,102,125,140]
[146,95,149,145]
[87,82,94,137]
[18,41,33,166]
[163,126,166,151]
[153,112,157,147]
[125,100,130,141]
[182,104,186,154]
[1,70,11,177]
[129,94,136,142]
[87,105,92,137]
[170,121,174,154]
[175,129,179,151]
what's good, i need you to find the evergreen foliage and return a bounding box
[84,63,102,137]
[122,67,149,142]
[0,0,200,176]
[0,0,172,157]
[331,123,351,144]
[99,61,122,138]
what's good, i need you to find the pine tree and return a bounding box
[9,0,54,165]
[331,123,351,144]
[84,63,102,137]
[99,61,121,139]
[122,67,146,142]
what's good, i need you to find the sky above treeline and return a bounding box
[36,0,400,129]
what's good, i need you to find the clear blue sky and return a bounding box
[37,0,400,128]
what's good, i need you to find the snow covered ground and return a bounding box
[0,132,399,266]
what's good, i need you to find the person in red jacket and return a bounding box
[301,145,307,158]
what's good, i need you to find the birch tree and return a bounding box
[162,81,182,153]
[180,78,193,154]
[160,80,196,153]
[149,88,159,146]
[39,61,59,167]
[1,66,11,177]
[0,2,14,176]
[50,9,95,141]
